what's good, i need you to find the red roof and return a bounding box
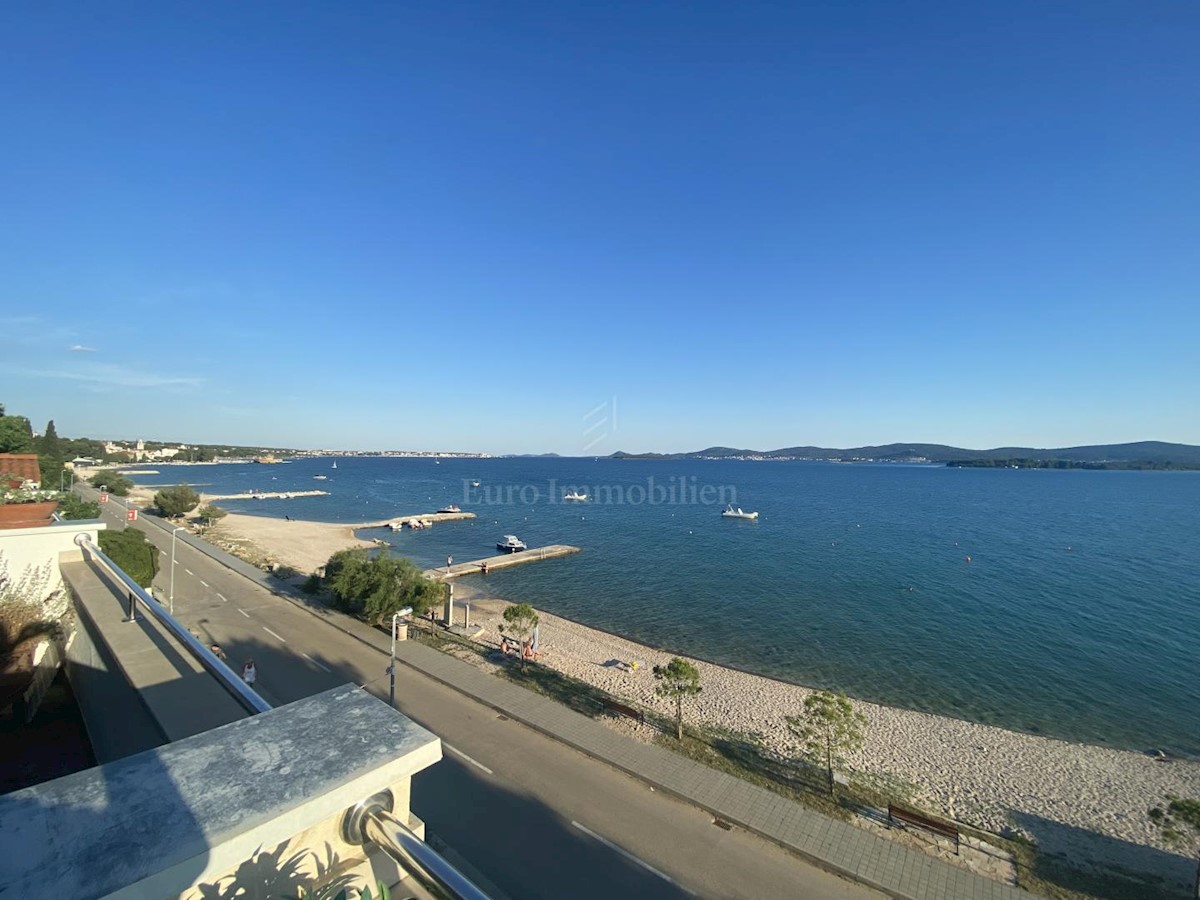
[0,454,42,488]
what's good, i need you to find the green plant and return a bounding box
[500,603,539,670]
[57,493,101,520]
[652,657,702,740]
[324,549,445,624]
[1149,795,1200,898]
[154,483,200,518]
[98,528,160,588]
[88,469,133,496]
[0,474,60,505]
[787,690,867,795]
[196,504,227,526]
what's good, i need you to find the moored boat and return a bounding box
[497,534,527,552]
[721,504,759,520]
[563,491,587,502]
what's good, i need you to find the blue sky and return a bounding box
[2,2,1197,454]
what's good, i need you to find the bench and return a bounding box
[602,700,645,725]
[887,804,960,853]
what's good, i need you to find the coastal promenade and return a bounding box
[82,488,1027,899]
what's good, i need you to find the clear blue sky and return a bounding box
[2,2,1197,454]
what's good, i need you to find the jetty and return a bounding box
[206,490,329,501]
[425,544,581,579]
[387,511,477,531]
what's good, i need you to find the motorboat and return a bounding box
[438,504,461,513]
[497,534,527,552]
[313,475,328,480]
[563,490,587,502]
[471,480,481,487]
[721,504,759,520]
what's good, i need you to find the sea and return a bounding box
[126,456,1200,757]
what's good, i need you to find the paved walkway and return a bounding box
[96,493,1032,899]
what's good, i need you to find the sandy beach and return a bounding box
[446,581,1200,885]
[100,496,1200,886]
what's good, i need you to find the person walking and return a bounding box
[241,658,257,686]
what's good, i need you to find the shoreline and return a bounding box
[104,499,1200,883]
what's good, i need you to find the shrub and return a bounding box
[57,493,101,520]
[98,528,160,588]
[154,484,200,518]
[89,470,133,496]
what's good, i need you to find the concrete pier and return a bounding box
[387,511,477,531]
[206,489,329,501]
[425,544,581,579]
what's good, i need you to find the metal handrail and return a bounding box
[74,533,271,715]
[364,808,492,900]
[77,531,489,898]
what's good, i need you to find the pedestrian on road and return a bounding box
[210,643,227,661]
[241,659,257,685]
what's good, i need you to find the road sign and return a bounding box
[127,508,138,522]
[100,493,109,503]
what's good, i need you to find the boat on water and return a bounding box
[332,461,338,469]
[721,504,759,520]
[438,504,461,514]
[497,534,527,552]
[313,475,328,480]
[471,480,481,487]
[563,491,587,502]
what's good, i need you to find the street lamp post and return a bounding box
[169,526,185,614]
[388,606,414,708]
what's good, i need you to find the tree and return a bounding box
[98,528,160,588]
[57,493,101,520]
[501,603,540,670]
[787,691,867,794]
[154,484,200,518]
[196,504,227,526]
[324,549,445,624]
[652,657,702,740]
[0,414,34,453]
[37,420,60,460]
[1149,795,1200,899]
[89,470,133,496]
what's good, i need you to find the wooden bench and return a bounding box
[603,699,645,724]
[887,804,960,853]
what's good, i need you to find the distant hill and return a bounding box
[611,440,1200,465]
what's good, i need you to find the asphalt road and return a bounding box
[83,488,879,900]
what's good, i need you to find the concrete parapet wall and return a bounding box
[0,685,442,899]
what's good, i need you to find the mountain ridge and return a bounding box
[610,440,1200,465]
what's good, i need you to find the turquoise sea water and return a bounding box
[130,457,1200,756]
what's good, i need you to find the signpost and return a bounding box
[126,508,137,522]
[99,493,109,504]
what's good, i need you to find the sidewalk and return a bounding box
[104,494,1031,899]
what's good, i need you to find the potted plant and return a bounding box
[0,473,62,529]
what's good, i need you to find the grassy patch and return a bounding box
[497,659,613,719]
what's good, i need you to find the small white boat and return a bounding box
[497,534,527,552]
[563,491,587,502]
[721,504,759,520]
[471,480,481,487]
[332,461,338,469]
[313,475,328,480]
[438,504,461,513]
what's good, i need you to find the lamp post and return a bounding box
[169,526,185,614]
[388,606,414,708]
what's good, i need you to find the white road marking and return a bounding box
[237,609,251,618]
[444,744,494,775]
[217,593,227,602]
[199,580,208,587]
[262,626,287,643]
[185,568,194,576]
[571,821,694,893]
[301,652,332,673]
